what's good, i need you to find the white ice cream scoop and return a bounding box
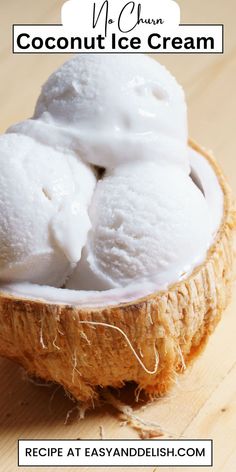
[67,161,213,290]
[0,133,96,286]
[9,54,188,173]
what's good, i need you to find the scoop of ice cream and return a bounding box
[67,162,213,290]
[9,54,188,172]
[0,133,96,286]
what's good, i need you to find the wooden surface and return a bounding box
[0,1,236,471]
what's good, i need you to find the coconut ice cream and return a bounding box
[0,133,96,286]
[67,161,213,291]
[9,54,189,173]
[5,54,218,292]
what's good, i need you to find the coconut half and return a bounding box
[0,141,235,403]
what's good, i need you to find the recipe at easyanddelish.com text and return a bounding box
[18,439,213,467]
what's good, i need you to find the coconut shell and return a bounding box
[0,141,235,403]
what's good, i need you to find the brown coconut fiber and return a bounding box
[0,141,235,403]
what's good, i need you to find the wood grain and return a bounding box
[0,1,235,471]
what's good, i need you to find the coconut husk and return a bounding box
[0,141,235,403]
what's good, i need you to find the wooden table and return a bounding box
[0,1,235,471]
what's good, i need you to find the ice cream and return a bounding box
[67,161,213,291]
[0,133,96,286]
[8,54,189,173]
[2,54,218,294]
